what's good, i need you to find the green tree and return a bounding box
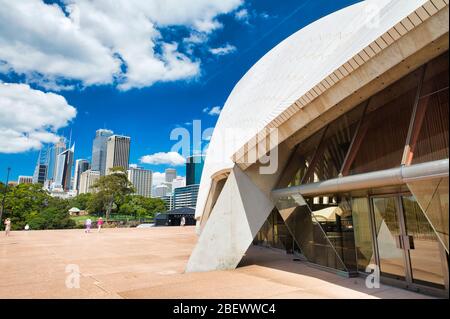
[28,206,75,229]
[119,195,166,219]
[1,183,75,230]
[90,167,135,220]
[68,193,93,211]
[86,193,104,215]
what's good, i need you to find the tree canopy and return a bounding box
[119,195,166,218]
[90,167,135,220]
[0,167,168,230]
[0,183,75,230]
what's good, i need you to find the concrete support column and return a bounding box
[185,165,275,272]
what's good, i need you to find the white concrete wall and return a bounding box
[185,165,274,272]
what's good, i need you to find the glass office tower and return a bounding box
[186,155,205,185]
[91,129,113,176]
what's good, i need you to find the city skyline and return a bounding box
[0,0,360,182]
[26,128,191,197]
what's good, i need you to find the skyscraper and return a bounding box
[53,144,74,191]
[79,170,100,194]
[33,148,49,185]
[186,155,205,185]
[91,129,113,176]
[153,184,170,198]
[172,176,186,190]
[47,137,67,183]
[18,176,33,185]
[165,168,177,183]
[105,135,130,174]
[128,167,153,198]
[73,159,90,192]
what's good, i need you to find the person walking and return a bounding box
[97,217,104,233]
[180,216,186,227]
[85,218,92,233]
[4,218,11,236]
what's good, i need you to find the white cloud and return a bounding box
[208,106,222,115]
[0,0,243,90]
[0,83,77,153]
[234,9,249,22]
[203,106,222,116]
[140,152,186,166]
[234,7,270,25]
[184,32,208,45]
[209,44,237,56]
[260,12,270,19]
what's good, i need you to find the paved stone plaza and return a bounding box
[0,227,433,299]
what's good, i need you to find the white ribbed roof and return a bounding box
[196,0,431,219]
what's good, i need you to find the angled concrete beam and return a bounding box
[186,166,275,272]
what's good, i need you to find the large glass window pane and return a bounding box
[349,86,415,175]
[419,51,448,98]
[352,197,375,273]
[372,197,406,280]
[254,210,274,247]
[276,194,351,272]
[301,106,365,184]
[305,195,357,271]
[253,209,293,251]
[411,89,449,164]
[402,195,446,288]
[411,52,449,164]
[283,103,366,187]
[407,177,449,253]
[273,211,293,251]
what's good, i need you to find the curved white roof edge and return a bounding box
[196,0,431,220]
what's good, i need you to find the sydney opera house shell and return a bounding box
[187,0,449,297]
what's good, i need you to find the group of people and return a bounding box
[3,216,104,236]
[84,217,104,233]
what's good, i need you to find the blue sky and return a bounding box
[0,0,360,182]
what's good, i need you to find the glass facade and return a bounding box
[186,156,205,185]
[280,103,366,188]
[275,194,351,272]
[402,195,446,288]
[255,51,448,295]
[407,177,449,253]
[253,209,293,252]
[173,184,200,209]
[351,198,375,273]
[372,196,407,281]
[92,129,113,176]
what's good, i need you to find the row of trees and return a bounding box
[0,183,75,230]
[0,168,166,230]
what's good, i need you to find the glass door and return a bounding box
[401,196,446,289]
[371,196,408,281]
[370,194,448,293]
